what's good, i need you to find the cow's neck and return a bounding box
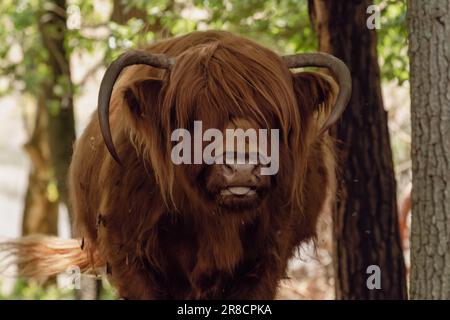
[198,213,244,269]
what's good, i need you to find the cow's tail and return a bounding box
[0,235,103,281]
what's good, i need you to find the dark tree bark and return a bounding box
[408,0,450,300]
[309,0,407,299]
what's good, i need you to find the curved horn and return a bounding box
[98,50,175,164]
[282,52,352,134]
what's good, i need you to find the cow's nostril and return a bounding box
[252,164,262,180]
[223,163,235,175]
[222,163,260,180]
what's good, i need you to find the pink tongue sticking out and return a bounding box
[221,187,256,196]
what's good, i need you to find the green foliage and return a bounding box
[98,279,118,300]
[123,0,407,83]
[376,0,409,84]
[0,0,48,96]
[0,0,408,99]
[126,0,315,53]
[0,278,117,300]
[0,278,74,300]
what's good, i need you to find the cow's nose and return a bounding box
[221,163,260,185]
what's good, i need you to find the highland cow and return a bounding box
[2,31,351,299]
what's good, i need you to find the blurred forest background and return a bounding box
[0,0,411,299]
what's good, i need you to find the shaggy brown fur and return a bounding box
[2,31,338,299]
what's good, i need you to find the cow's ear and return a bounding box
[292,71,338,122]
[122,77,164,121]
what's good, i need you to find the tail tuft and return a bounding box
[0,235,102,282]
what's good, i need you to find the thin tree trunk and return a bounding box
[38,0,76,224]
[408,0,450,300]
[22,95,58,236]
[38,0,101,299]
[309,0,407,299]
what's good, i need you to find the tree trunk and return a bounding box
[408,0,450,300]
[38,0,101,299]
[38,0,76,224]
[22,95,59,236]
[309,0,407,299]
